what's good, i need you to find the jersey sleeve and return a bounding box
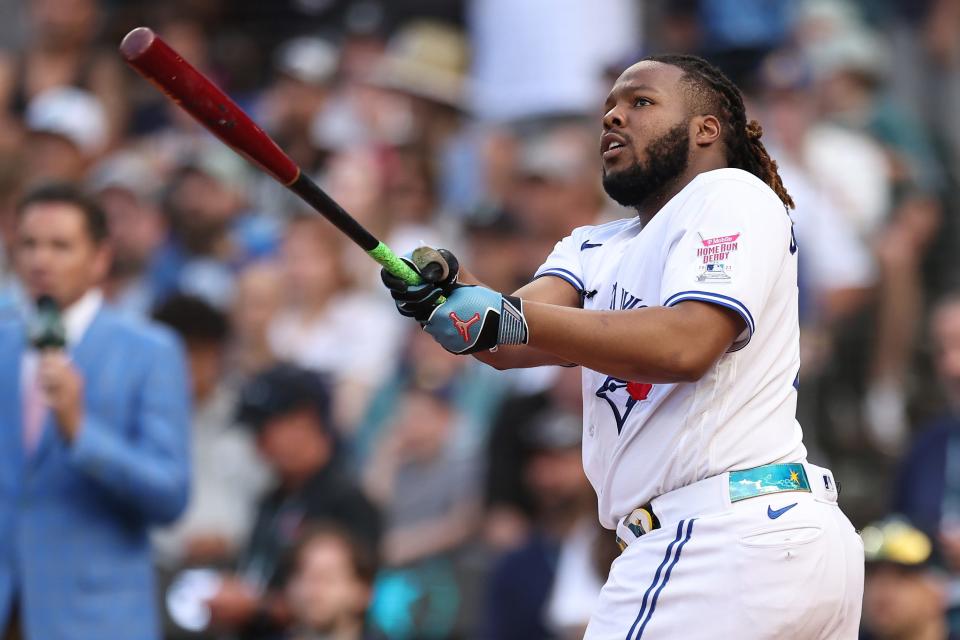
[658,180,790,352]
[533,228,587,296]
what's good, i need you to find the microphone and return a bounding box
[30,295,66,350]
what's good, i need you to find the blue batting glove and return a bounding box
[423,285,529,354]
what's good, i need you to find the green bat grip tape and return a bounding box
[367,242,447,303]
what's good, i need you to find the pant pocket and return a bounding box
[734,522,833,639]
[739,523,824,549]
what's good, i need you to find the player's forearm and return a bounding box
[522,301,738,383]
[455,269,573,369]
[469,271,584,369]
[472,344,574,370]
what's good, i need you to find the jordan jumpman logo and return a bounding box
[450,311,481,343]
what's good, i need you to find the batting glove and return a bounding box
[423,285,529,355]
[380,247,460,322]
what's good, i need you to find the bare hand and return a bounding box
[37,351,84,441]
[205,576,259,629]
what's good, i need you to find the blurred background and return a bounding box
[1,0,960,638]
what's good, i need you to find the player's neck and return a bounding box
[633,157,728,226]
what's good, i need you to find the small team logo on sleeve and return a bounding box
[696,232,740,283]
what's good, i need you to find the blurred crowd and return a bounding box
[2,0,960,638]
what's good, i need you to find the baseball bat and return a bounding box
[118,26,424,286]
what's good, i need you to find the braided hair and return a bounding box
[642,54,795,209]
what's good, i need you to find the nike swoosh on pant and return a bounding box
[767,502,798,519]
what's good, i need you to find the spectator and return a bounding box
[230,261,284,382]
[257,36,338,175]
[895,293,960,551]
[269,215,403,430]
[364,381,483,567]
[250,36,340,220]
[0,0,127,149]
[88,151,166,316]
[149,149,279,309]
[462,207,532,295]
[0,182,190,639]
[363,376,484,639]
[510,124,608,277]
[482,410,608,640]
[484,364,585,550]
[365,21,478,215]
[287,524,383,640]
[353,326,507,471]
[860,517,954,640]
[752,52,876,459]
[803,20,944,454]
[151,294,270,570]
[206,363,381,639]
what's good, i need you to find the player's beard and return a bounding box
[602,120,691,209]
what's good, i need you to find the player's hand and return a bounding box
[423,284,528,354]
[37,350,84,441]
[380,246,460,322]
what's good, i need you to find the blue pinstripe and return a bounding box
[663,290,755,334]
[625,520,685,640]
[536,267,585,292]
[635,519,696,638]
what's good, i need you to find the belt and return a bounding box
[615,462,832,551]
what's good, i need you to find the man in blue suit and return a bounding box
[0,183,191,640]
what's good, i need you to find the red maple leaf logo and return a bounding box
[626,382,653,401]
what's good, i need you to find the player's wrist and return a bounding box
[497,295,528,346]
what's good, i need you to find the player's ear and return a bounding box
[692,115,721,148]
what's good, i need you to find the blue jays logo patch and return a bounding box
[595,377,653,433]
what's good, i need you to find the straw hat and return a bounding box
[367,21,469,109]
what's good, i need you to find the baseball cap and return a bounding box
[236,364,333,433]
[275,36,338,87]
[807,28,888,83]
[25,86,108,155]
[861,517,933,568]
[88,151,162,202]
[172,145,250,192]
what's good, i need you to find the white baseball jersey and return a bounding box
[535,168,807,529]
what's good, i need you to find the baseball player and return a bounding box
[383,54,864,639]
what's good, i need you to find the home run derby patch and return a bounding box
[696,232,740,283]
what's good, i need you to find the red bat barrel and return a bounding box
[120,27,300,186]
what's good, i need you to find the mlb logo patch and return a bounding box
[697,262,732,282]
